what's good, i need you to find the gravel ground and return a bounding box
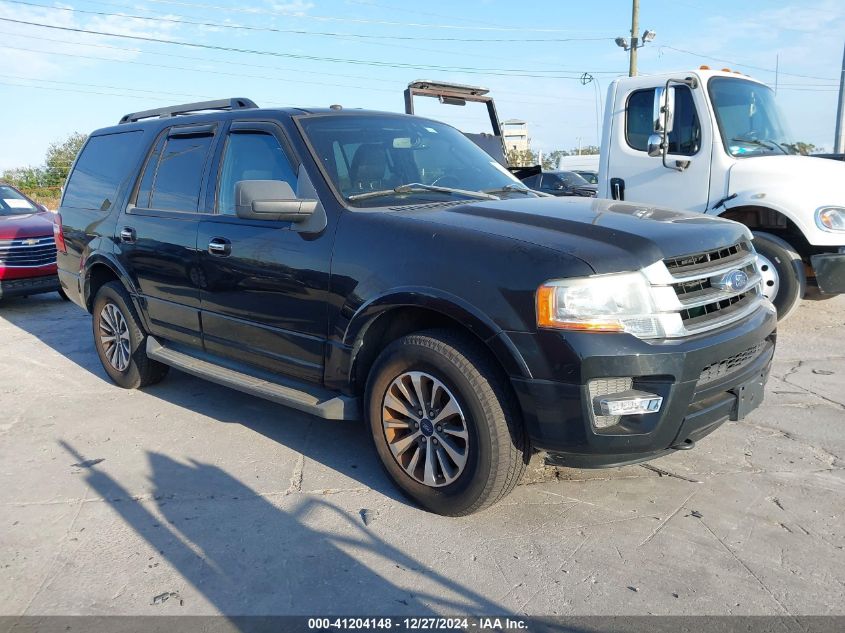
[1,291,843,617]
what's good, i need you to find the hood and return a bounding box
[729,155,845,205]
[0,211,57,240]
[396,197,750,275]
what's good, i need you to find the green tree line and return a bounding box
[2,133,87,205]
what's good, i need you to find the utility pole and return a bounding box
[835,42,845,154]
[629,0,640,77]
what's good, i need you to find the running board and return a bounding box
[146,337,359,420]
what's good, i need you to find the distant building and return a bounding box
[502,119,530,153]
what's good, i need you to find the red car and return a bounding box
[0,183,63,301]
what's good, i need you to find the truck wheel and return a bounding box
[752,231,805,321]
[365,329,528,516]
[92,281,169,389]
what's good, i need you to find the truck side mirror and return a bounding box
[653,86,675,135]
[235,180,317,222]
[647,133,663,157]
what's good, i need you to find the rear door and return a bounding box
[197,120,332,384]
[116,123,218,348]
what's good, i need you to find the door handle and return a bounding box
[208,237,231,256]
[119,227,136,243]
[610,177,625,201]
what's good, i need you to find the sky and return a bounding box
[0,0,843,171]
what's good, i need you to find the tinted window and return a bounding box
[626,87,701,156]
[521,174,540,188]
[148,132,214,211]
[217,132,297,214]
[63,131,143,211]
[540,174,561,189]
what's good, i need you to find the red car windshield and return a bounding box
[0,185,38,216]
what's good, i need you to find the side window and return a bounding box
[217,131,297,215]
[146,131,215,212]
[626,87,700,156]
[521,174,540,189]
[63,131,144,211]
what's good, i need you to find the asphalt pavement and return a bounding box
[1,291,843,616]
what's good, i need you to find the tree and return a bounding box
[783,141,820,156]
[506,148,538,167]
[43,132,87,187]
[541,150,569,170]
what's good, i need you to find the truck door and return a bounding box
[606,83,712,211]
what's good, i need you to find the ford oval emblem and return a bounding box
[716,269,749,293]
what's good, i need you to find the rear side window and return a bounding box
[63,131,144,211]
[150,134,214,211]
[626,87,701,156]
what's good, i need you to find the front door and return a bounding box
[117,123,219,348]
[197,121,332,384]
[606,83,713,211]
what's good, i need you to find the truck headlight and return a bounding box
[536,272,665,338]
[816,207,845,232]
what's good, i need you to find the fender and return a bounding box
[82,252,151,331]
[340,287,532,381]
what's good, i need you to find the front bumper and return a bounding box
[0,274,60,299]
[811,251,845,294]
[506,304,777,468]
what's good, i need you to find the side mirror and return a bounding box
[235,180,317,222]
[647,133,663,157]
[653,86,675,135]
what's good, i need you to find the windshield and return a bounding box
[708,77,796,157]
[299,114,527,207]
[0,185,38,216]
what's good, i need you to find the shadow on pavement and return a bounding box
[59,440,505,618]
[3,293,406,504]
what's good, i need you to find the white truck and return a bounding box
[597,67,845,319]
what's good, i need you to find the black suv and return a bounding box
[56,98,777,515]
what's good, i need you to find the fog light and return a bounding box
[594,390,663,417]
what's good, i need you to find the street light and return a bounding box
[614,30,656,51]
[615,28,656,76]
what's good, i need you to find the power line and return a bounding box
[96,0,616,33]
[3,0,615,43]
[659,45,838,81]
[0,17,623,78]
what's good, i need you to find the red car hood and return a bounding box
[0,211,56,240]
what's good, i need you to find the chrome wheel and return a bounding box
[757,253,780,301]
[381,371,469,488]
[99,303,131,372]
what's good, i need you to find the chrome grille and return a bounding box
[662,241,763,334]
[0,236,57,267]
[698,342,765,386]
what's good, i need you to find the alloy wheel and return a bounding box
[99,303,131,372]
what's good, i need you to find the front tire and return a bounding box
[753,231,805,321]
[92,281,169,389]
[365,329,528,516]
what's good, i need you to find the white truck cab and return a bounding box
[598,67,845,318]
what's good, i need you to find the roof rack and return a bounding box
[118,98,258,124]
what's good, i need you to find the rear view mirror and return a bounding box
[653,86,675,135]
[647,133,663,157]
[235,180,317,222]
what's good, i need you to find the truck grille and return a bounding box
[662,241,763,335]
[0,236,57,267]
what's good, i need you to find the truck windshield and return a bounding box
[299,114,528,207]
[0,185,38,215]
[709,77,796,158]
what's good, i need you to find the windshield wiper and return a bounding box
[483,184,552,197]
[731,137,788,155]
[347,182,499,202]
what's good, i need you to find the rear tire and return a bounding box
[92,281,169,389]
[365,329,528,516]
[752,231,805,321]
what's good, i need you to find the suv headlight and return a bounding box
[536,272,665,338]
[816,206,845,232]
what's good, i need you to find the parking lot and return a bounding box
[1,291,843,617]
